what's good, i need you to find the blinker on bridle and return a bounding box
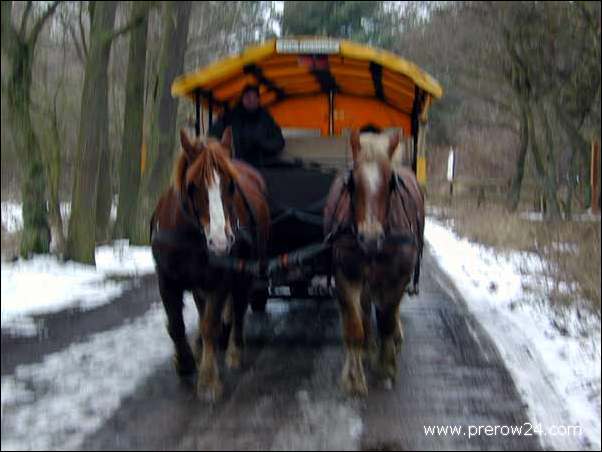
[343,166,402,238]
[180,177,254,248]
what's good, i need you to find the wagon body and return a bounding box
[170,37,442,304]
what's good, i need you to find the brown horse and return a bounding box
[150,127,269,401]
[324,130,424,395]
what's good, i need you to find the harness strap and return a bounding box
[391,174,423,292]
[233,180,263,258]
[326,168,424,292]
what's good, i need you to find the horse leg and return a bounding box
[335,271,367,396]
[361,288,378,369]
[225,281,249,370]
[158,275,195,376]
[375,291,404,388]
[194,289,227,402]
[191,290,205,357]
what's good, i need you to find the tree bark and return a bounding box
[1,1,60,257]
[114,1,150,241]
[66,1,117,264]
[134,1,192,244]
[507,99,529,211]
[45,90,66,254]
[528,101,561,220]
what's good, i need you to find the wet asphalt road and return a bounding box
[1,247,542,450]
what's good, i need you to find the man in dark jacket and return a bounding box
[209,84,285,166]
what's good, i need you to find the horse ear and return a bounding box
[221,126,233,153]
[350,130,361,162]
[180,128,200,163]
[388,130,401,159]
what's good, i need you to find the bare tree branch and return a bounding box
[19,1,33,39]
[107,7,147,43]
[1,1,21,55]
[67,22,86,64]
[79,2,88,60]
[28,1,61,48]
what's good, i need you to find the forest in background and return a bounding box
[1,1,600,264]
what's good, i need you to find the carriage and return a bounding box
[170,37,443,311]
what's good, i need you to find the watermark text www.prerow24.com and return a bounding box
[424,423,583,439]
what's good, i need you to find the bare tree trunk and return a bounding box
[114,1,150,241]
[67,1,117,264]
[134,1,192,244]
[507,99,529,211]
[95,130,112,242]
[528,102,561,220]
[555,102,592,208]
[1,1,60,257]
[46,90,66,254]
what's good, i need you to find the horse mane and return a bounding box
[172,152,189,191]
[172,138,238,191]
[357,132,391,162]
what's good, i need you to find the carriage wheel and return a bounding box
[250,293,268,312]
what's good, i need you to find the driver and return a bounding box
[209,84,285,166]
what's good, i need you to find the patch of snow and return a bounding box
[425,217,601,451]
[1,201,22,233]
[1,242,155,336]
[95,240,156,276]
[519,210,601,223]
[1,300,198,451]
[1,201,118,235]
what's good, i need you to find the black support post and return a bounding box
[194,90,201,137]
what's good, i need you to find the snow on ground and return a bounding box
[0,296,293,451]
[1,297,197,451]
[2,202,21,233]
[1,201,118,234]
[425,217,601,451]
[1,242,155,336]
[518,210,602,223]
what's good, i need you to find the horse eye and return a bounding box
[229,180,236,195]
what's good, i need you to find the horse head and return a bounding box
[347,129,401,254]
[178,127,238,256]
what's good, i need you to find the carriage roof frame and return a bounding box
[170,37,443,140]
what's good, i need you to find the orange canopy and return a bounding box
[171,37,442,136]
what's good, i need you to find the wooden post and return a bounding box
[592,139,600,214]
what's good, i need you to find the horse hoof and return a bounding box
[343,381,368,397]
[342,375,368,397]
[382,378,393,391]
[197,382,223,403]
[173,354,196,377]
[225,348,242,370]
